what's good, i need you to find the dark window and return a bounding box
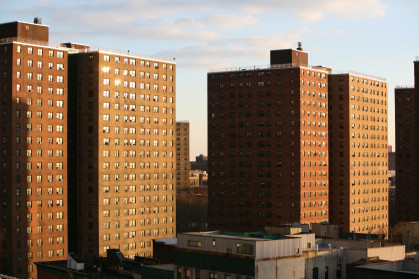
[313,267,319,279]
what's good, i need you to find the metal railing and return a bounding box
[332,70,386,82]
[0,37,175,63]
[74,46,175,63]
[209,63,329,73]
[0,37,67,50]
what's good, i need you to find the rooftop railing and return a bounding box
[74,46,175,63]
[0,37,175,63]
[0,37,67,50]
[332,70,386,82]
[209,63,330,73]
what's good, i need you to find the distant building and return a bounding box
[388,145,396,171]
[189,170,208,187]
[0,19,69,279]
[176,121,190,188]
[207,46,329,231]
[395,59,419,223]
[190,154,207,171]
[175,230,405,279]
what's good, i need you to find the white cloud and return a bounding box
[204,14,258,27]
[156,31,299,69]
[297,11,324,23]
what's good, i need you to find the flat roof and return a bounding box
[154,238,177,245]
[206,231,288,240]
[70,47,176,64]
[358,260,419,274]
[331,70,386,82]
[0,20,49,27]
[145,264,175,271]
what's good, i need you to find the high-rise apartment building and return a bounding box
[176,121,190,188]
[68,48,177,259]
[395,60,419,223]
[207,48,329,231]
[0,20,68,279]
[328,72,388,235]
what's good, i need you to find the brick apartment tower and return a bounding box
[0,20,68,279]
[395,60,419,223]
[329,73,389,235]
[68,49,177,258]
[207,48,329,231]
[176,121,191,189]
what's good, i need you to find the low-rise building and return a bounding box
[175,230,405,279]
[35,250,174,279]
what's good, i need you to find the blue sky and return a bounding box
[2,0,418,158]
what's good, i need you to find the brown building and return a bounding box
[328,72,388,235]
[0,20,68,278]
[176,121,190,188]
[395,60,419,223]
[68,49,177,259]
[207,47,329,231]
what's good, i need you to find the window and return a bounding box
[313,267,319,279]
[187,240,202,248]
[236,243,253,255]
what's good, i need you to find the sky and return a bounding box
[2,0,418,159]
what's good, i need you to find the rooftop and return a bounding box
[0,37,68,50]
[154,238,177,246]
[357,260,419,274]
[395,85,415,89]
[0,37,175,64]
[332,70,386,82]
[70,46,175,64]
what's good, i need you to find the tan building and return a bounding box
[176,121,190,188]
[207,47,329,231]
[69,48,177,259]
[328,72,388,235]
[0,19,68,279]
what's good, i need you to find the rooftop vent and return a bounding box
[297,42,303,51]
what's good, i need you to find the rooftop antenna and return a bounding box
[297,42,303,51]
